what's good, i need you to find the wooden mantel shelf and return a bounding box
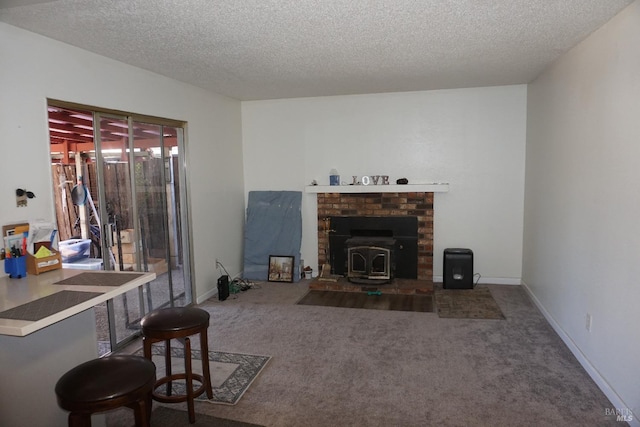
[304,183,449,194]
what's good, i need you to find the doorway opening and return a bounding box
[47,100,192,355]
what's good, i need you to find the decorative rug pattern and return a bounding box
[434,286,505,319]
[297,290,433,313]
[135,346,270,405]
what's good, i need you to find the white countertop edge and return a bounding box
[304,183,449,193]
[0,271,156,337]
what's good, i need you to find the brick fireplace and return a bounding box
[316,192,434,281]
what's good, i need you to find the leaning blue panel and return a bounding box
[243,191,302,282]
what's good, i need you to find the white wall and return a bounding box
[0,23,245,302]
[242,86,527,282]
[523,0,640,419]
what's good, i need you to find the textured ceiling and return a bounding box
[0,0,633,100]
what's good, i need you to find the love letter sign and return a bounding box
[351,175,390,185]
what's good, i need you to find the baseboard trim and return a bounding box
[521,280,639,427]
[433,276,521,285]
[197,287,218,304]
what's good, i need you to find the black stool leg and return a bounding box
[143,336,162,401]
[68,413,91,427]
[145,391,153,425]
[143,336,153,361]
[164,339,172,396]
[200,331,213,399]
[184,336,196,423]
[129,398,152,427]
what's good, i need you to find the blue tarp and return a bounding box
[243,191,302,282]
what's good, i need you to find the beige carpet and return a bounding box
[110,281,620,426]
[150,406,264,427]
[434,285,505,319]
[108,405,265,426]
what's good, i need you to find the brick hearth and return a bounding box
[309,277,433,295]
[316,191,434,281]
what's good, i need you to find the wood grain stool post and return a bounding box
[141,306,213,424]
[55,355,156,427]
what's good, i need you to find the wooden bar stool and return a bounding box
[55,355,156,427]
[141,306,213,424]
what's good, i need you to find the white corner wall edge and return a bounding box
[433,276,521,285]
[197,270,244,304]
[521,280,639,427]
[198,287,218,304]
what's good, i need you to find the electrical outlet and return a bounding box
[215,258,220,267]
[585,313,592,332]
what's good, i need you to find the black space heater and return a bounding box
[217,275,230,301]
[443,248,473,289]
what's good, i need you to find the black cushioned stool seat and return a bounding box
[141,306,213,424]
[55,355,156,427]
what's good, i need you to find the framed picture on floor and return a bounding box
[268,255,294,282]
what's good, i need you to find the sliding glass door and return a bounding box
[48,103,192,354]
[129,120,190,309]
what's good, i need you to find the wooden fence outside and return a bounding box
[51,158,173,262]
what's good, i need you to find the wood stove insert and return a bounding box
[346,236,396,284]
[329,216,418,281]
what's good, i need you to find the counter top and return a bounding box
[0,269,155,337]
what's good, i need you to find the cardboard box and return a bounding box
[112,242,137,254]
[147,258,168,275]
[26,250,62,275]
[112,252,137,264]
[118,229,134,244]
[114,263,135,272]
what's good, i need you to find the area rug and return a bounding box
[134,347,270,405]
[150,406,265,427]
[297,290,433,313]
[434,286,505,319]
